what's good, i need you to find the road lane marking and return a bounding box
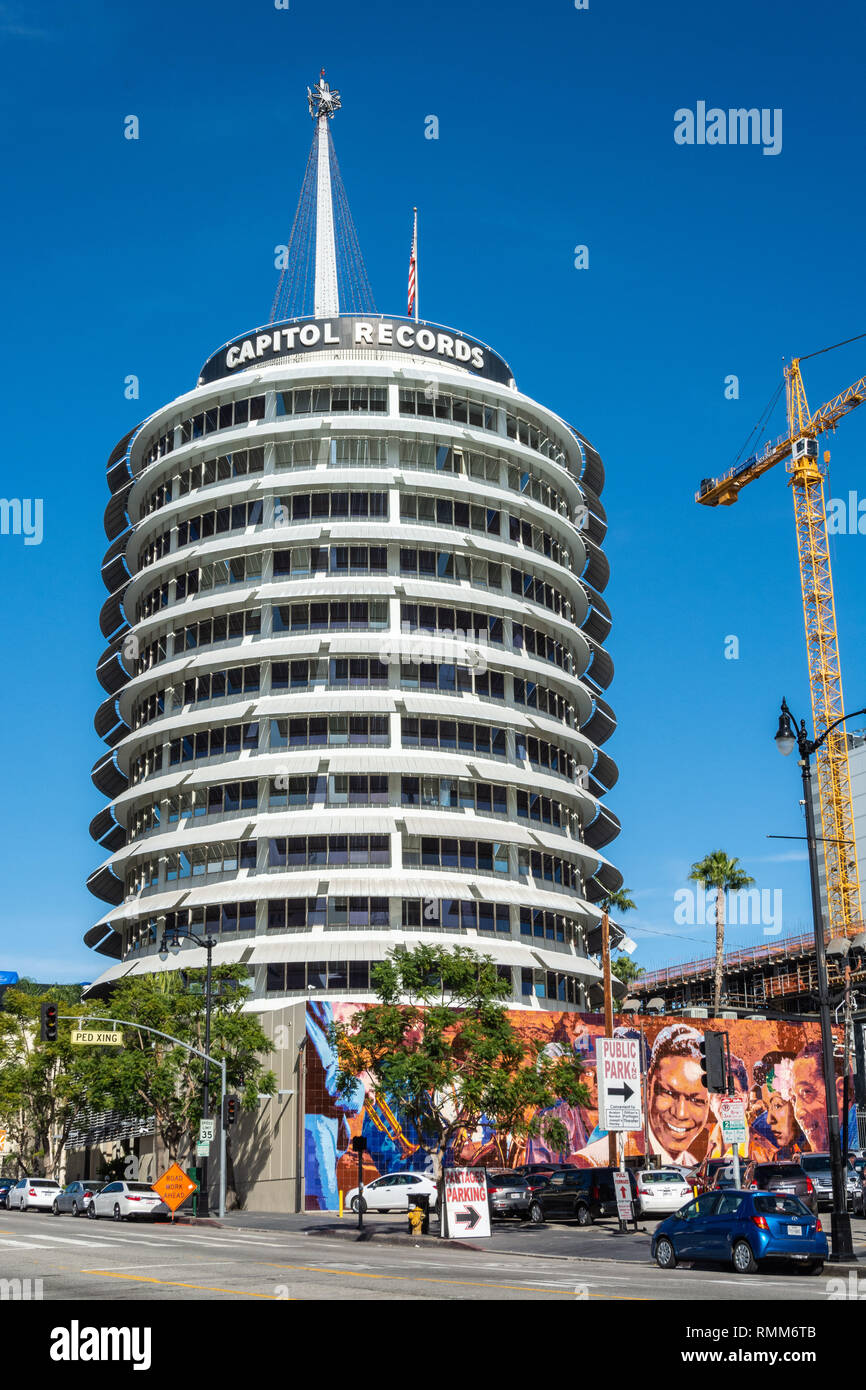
[260,1261,646,1297]
[81,1270,287,1298]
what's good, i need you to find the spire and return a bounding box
[270,71,376,324]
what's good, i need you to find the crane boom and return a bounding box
[695,356,865,937]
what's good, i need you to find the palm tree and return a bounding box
[688,852,755,1015]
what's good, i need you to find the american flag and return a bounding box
[407,208,417,319]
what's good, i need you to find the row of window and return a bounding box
[179,395,266,443]
[128,773,580,844]
[122,896,588,957]
[398,388,499,430]
[399,494,500,534]
[266,959,377,993]
[402,836,583,889]
[267,834,390,869]
[140,438,575,534]
[276,385,388,417]
[274,545,388,577]
[124,829,586,896]
[129,714,581,785]
[175,501,264,550]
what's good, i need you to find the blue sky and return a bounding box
[1,0,864,981]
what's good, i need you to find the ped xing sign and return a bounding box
[71,1029,123,1047]
[596,1036,644,1132]
[443,1167,491,1240]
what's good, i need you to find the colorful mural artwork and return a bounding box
[304,1002,857,1210]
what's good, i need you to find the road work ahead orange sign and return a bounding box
[153,1162,198,1213]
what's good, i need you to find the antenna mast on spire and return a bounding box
[308,69,341,317]
[270,71,376,324]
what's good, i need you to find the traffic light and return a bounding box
[40,1002,58,1043]
[699,1030,727,1093]
[223,1093,239,1126]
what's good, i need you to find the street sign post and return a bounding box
[719,1099,747,1147]
[442,1167,491,1240]
[613,1171,634,1222]
[596,1036,643,1132]
[153,1162,198,1220]
[70,1029,123,1046]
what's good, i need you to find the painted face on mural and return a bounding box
[767,1092,797,1148]
[649,1056,710,1155]
[792,1055,827,1149]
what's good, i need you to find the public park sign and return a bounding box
[152,1163,198,1214]
[596,1036,644,1132]
[71,1029,123,1047]
[442,1167,492,1240]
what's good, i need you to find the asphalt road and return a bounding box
[0,1210,857,1301]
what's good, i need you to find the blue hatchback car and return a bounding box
[651,1190,828,1275]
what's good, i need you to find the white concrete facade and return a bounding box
[86,328,622,1011]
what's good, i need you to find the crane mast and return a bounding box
[697,354,864,937]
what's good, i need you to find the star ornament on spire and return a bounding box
[307,70,341,120]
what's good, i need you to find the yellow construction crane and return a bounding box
[696,344,866,938]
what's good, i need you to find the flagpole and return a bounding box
[413,207,418,322]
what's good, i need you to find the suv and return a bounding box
[798,1153,859,1210]
[485,1170,531,1220]
[528,1167,638,1226]
[741,1160,817,1215]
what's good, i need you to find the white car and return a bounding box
[633,1168,694,1216]
[89,1180,170,1221]
[346,1171,438,1214]
[8,1178,62,1212]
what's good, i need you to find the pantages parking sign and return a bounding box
[198,315,514,387]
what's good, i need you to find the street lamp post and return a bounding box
[774,696,866,1262]
[158,927,217,1219]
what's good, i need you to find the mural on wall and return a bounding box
[304,1002,857,1210]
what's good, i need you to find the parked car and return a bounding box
[345,1172,438,1214]
[688,1158,731,1194]
[797,1153,859,1210]
[633,1168,694,1217]
[514,1164,569,1193]
[89,1181,170,1222]
[528,1166,638,1226]
[740,1160,817,1215]
[850,1157,866,1215]
[7,1178,62,1212]
[52,1181,106,1217]
[652,1190,828,1274]
[485,1170,531,1220]
[711,1163,741,1191]
[0,1180,15,1210]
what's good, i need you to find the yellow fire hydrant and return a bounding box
[408,1203,425,1238]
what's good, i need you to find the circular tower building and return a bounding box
[85,76,621,1012]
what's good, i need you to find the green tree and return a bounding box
[82,967,277,1169]
[0,988,105,1178]
[688,851,755,1015]
[332,944,589,1186]
[611,956,645,988]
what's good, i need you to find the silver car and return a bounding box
[8,1178,62,1211]
[52,1181,106,1217]
[89,1180,170,1221]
